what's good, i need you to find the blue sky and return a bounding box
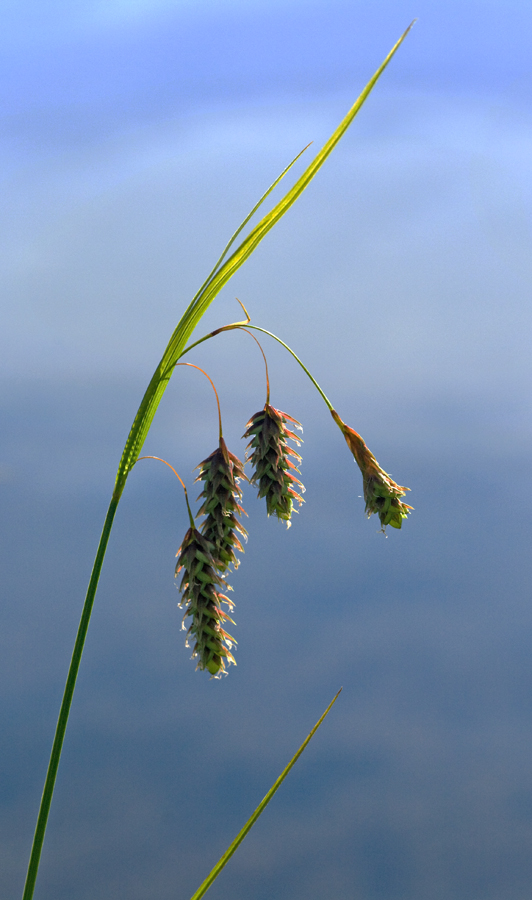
[2,3,532,899]
[2,0,532,387]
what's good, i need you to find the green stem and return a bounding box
[21,497,119,900]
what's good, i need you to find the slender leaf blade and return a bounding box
[192,21,416,321]
[189,689,342,900]
[194,143,312,302]
[114,23,415,492]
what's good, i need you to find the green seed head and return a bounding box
[363,473,412,529]
[330,410,412,530]
[175,527,236,676]
[195,437,248,573]
[243,404,305,526]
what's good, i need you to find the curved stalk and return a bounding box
[238,328,271,405]
[183,323,334,411]
[242,325,334,410]
[175,363,224,442]
[136,456,196,528]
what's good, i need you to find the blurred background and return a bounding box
[2,2,532,898]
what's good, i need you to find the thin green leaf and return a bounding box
[189,689,342,900]
[113,23,415,494]
[191,143,312,304]
[190,21,416,321]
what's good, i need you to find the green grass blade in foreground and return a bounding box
[189,690,342,900]
[114,21,415,490]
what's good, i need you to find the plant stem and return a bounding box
[21,497,119,900]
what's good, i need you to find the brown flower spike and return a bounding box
[331,409,412,530]
[195,437,247,574]
[243,404,305,526]
[175,528,236,676]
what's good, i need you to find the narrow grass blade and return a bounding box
[114,23,415,493]
[192,143,312,303]
[189,689,342,900]
[189,22,416,321]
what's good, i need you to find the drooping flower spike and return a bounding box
[223,326,305,527]
[330,409,412,529]
[176,362,248,575]
[244,404,305,526]
[181,317,411,532]
[173,362,247,674]
[135,454,235,675]
[175,528,236,676]
[195,436,248,574]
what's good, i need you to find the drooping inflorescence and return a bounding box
[168,329,410,678]
[243,404,305,526]
[195,437,247,574]
[171,363,249,674]
[331,409,412,529]
[175,527,236,676]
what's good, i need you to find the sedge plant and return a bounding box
[21,23,415,900]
